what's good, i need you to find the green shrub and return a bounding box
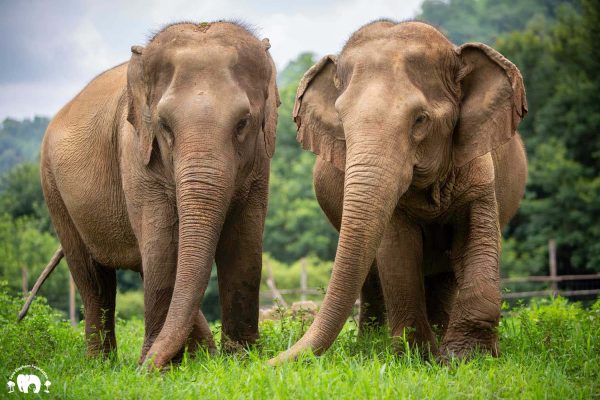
[115,290,144,320]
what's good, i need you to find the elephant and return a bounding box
[38,21,278,369]
[17,374,41,393]
[269,20,527,364]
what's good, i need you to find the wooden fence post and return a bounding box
[300,258,307,301]
[549,239,558,296]
[265,258,288,308]
[21,266,28,295]
[69,272,77,326]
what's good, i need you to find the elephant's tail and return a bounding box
[17,247,64,321]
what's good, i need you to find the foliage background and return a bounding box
[0,0,598,321]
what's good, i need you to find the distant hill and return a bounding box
[0,117,49,175]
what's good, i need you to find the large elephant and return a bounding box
[270,20,527,364]
[39,21,278,368]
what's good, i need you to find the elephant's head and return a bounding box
[126,22,278,365]
[270,20,526,363]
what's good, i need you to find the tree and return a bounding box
[0,117,49,175]
[264,53,339,263]
[418,0,600,276]
[498,0,600,274]
[0,214,72,314]
[0,163,51,231]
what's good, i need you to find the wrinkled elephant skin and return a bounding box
[270,20,527,364]
[41,22,278,369]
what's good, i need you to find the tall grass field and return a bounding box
[1,282,598,399]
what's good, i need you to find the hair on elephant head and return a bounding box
[271,20,527,364]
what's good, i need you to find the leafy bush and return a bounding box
[115,290,144,320]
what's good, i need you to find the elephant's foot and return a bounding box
[391,320,438,358]
[220,332,257,354]
[85,330,117,359]
[438,328,499,363]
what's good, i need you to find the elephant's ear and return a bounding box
[294,55,345,171]
[127,45,154,166]
[453,43,527,167]
[262,40,279,159]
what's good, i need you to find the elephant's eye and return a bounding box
[159,118,173,134]
[414,113,428,125]
[236,114,250,134]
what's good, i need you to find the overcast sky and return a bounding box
[0,0,422,120]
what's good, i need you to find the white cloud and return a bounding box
[70,18,115,73]
[0,0,422,119]
[0,81,84,120]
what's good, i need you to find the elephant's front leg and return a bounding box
[440,194,501,359]
[377,211,437,353]
[138,203,215,364]
[215,184,267,351]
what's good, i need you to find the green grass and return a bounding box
[1,282,599,400]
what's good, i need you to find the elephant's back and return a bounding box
[46,62,128,134]
[41,62,140,269]
[43,62,128,156]
[492,133,528,227]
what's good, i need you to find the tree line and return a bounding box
[0,0,598,320]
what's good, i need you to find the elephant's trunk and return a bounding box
[146,148,233,367]
[269,125,411,364]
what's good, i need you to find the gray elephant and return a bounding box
[25,21,278,369]
[270,20,527,364]
[17,374,41,393]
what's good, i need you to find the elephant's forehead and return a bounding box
[146,42,237,69]
[341,39,449,71]
[338,39,457,104]
[168,45,238,69]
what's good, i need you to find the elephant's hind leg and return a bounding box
[43,170,117,357]
[63,244,117,357]
[215,182,269,352]
[422,225,456,339]
[425,271,456,338]
[358,263,386,333]
[76,260,117,357]
[376,211,437,354]
[62,233,117,356]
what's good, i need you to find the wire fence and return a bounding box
[20,240,600,325]
[260,239,600,306]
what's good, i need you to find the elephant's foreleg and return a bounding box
[376,211,437,354]
[440,194,501,360]
[215,185,266,352]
